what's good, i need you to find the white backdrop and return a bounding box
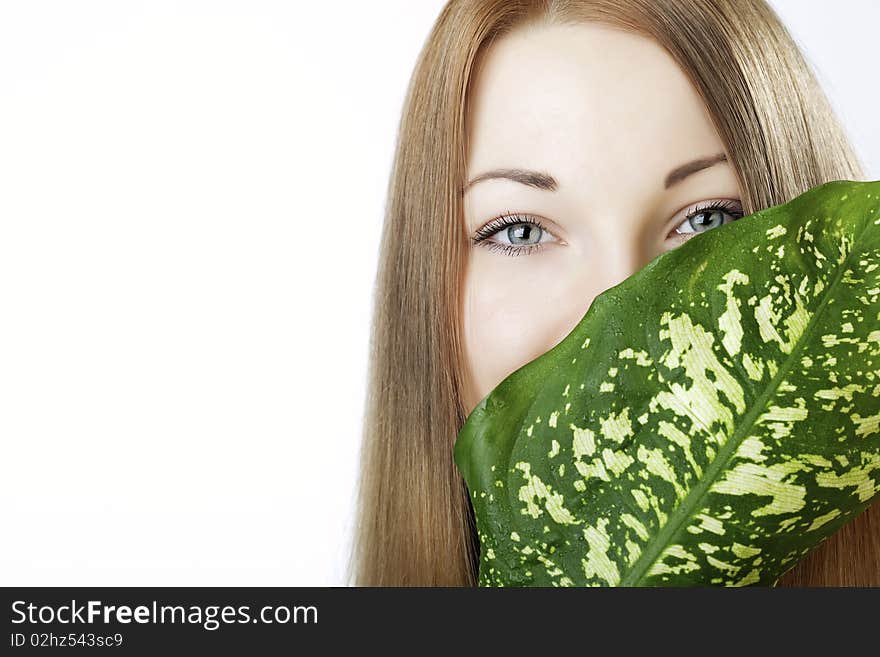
[0,1,877,586]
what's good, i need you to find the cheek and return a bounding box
[461,256,585,412]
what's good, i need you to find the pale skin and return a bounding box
[461,21,746,416]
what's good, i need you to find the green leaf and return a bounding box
[453,179,880,586]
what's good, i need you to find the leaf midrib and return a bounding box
[620,236,861,586]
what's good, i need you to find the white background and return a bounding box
[0,1,877,586]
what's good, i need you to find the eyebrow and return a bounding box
[463,168,558,192]
[664,152,728,189]
[463,152,728,193]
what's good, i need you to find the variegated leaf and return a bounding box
[453,179,880,586]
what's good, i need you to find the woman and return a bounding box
[349,0,878,586]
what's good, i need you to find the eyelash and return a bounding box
[470,200,745,257]
[470,211,553,257]
[672,199,745,237]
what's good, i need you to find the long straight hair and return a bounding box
[349,0,877,586]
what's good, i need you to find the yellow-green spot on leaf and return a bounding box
[766,224,787,239]
[707,555,741,576]
[618,347,653,367]
[717,269,750,357]
[807,509,841,531]
[737,436,768,463]
[602,447,635,476]
[549,411,559,428]
[815,384,865,402]
[656,311,746,430]
[693,513,725,536]
[631,489,650,512]
[779,516,800,530]
[710,462,808,516]
[800,453,833,468]
[851,411,880,439]
[758,399,809,423]
[647,544,700,577]
[625,540,642,566]
[515,461,578,524]
[637,444,686,499]
[621,513,650,541]
[571,423,596,458]
[548,439,560,458]
[815,453,880,502]
[600,407,634,444]
[732,569,761,586]
[753,292,810,355]
[574,456,611,482]
[658,419,703,477]
[731,543,761,559]
[581,518,621,586]
[742,352,765,381]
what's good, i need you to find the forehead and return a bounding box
[465,22,725,197]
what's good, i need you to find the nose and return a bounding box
[590,237,654,298]
[548,237,655,351]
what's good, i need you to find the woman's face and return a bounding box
[461,21,744,416]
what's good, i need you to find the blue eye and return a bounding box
[471,212,558,257]
[472,199,745,258]
[672,200,744,236]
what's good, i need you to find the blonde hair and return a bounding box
[348,0,876,586]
